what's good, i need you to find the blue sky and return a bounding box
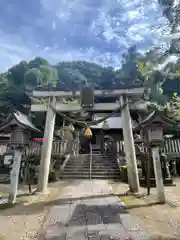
[0,0,172,72]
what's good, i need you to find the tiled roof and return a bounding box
[134,110,175,132]
[13,111,40,132]
[0,111,40,133]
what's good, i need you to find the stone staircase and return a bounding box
[91,154,121,179]
[91,144,101,155]
[60,153,121,180]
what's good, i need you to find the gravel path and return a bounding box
[0,182,66,240]
[110,181,180,239]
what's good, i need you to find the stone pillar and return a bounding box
[152,147,165,203]
[8,148,22,204]
[120,95,140,193]
[37,97,56,193]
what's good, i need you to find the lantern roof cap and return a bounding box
[134,110,175,132]
[0,111,40,133]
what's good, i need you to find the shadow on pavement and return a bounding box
[0,190,162,215]
[126,201,163,210]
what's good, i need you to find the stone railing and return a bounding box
[0,139,68,157]
[116,139,180,156]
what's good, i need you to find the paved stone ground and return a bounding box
[140,177,180,206]
[111,177,180,206]
[39,180,150,240]
[155,177,180,205]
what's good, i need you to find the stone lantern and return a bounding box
[0,111,40,204]
[134,110,175,203]
[0,111,40,146]
[135,111,174,148]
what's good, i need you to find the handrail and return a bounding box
[89,142,92,179]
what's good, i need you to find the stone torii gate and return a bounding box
[31,86,144,193]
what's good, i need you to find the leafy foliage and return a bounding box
[158,0,180,54]
[167,92,180,120]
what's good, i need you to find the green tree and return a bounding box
[1,52,180,126]
[7,60,29,86]
[28,57,49,69]
[39,65,58,87]
[24,68,44,89]
[158,0,180,54]
[118,46,144,84]
[168,92,180,121]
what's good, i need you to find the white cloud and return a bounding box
[0,30,123,71]
[127,10,140,20]
[44,46,51,51]
[88,0,170,49]
[156,55,178,70]
[0,32,34,71]
[52,20,56,30]
[0,0,175,71]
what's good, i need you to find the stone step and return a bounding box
[60,175,90,179]
[91,169,120,172]
[91,173,121,176]
[66,162,90,166]
[62,170,88,173]
[60,175,121,180]
[92,160,117,162]
[92,162,119,165]
[60,175,121,179]
[91,175,121,179]
[67,162,118,166]
[66,162,118,166]
[92,158,117,160]
[61,172,90,176]
[65,163,119,166]
[68,158,118,162]
[92,166,119,169]
[61,172,121,176]
[66,161,118,165]
[66,165,119,168]
[64,167,119,172]
[71,155,116,159]
[71,154,115,158]
[62,170,90,173]
[61,169,120,173]
[92,161,118,164]
[65,166,90,170]
[65,166,90,169]
[71,155,115,158]
[63,171,120,175]
[67,161,118,166]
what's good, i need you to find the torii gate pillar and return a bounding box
[120,95,140,193]
[37,97,56,193]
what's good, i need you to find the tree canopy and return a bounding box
[0,47,178,128]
